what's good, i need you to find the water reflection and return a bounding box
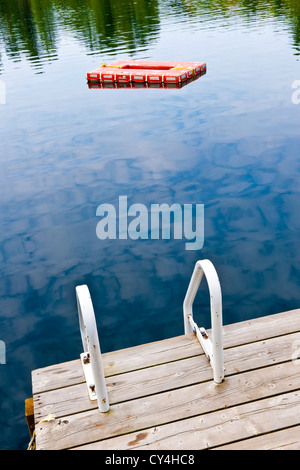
[0,0,300,452]
[0,0,299,74]
[0,0,161,72]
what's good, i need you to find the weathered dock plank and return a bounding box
[32,334,200,394]
[32,308,300,394]
[215,425,300,450]
[33,331,300,422]
[75,391,300,450]
[31,309,300,450]
[35,361,300,450]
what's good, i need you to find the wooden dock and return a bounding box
[30,308,300,450]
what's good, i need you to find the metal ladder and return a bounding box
[76,259,224,413]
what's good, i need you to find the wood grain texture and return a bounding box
[31,309,300,450]
[33,331,300,422]
[214,425,300,450]
[32,309,300,394]
[74,392,300,450]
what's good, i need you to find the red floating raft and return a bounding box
[87,60,206,84]
[88,75,202,90]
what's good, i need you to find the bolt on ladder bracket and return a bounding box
[80,353,97,401]
[183,259,224,384]
[188,315,213,363]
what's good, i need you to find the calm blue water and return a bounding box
[0,0,299,449]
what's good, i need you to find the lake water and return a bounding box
[0,0,299,450]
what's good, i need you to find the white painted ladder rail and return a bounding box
[183,259,224,384]
[76,285,109,412]
[75,259,223,413]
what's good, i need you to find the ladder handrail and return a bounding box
[183,259,224,383]
[76,285,109,412]
[75,259,223,412]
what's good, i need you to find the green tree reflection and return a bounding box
[0,0,299,71]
